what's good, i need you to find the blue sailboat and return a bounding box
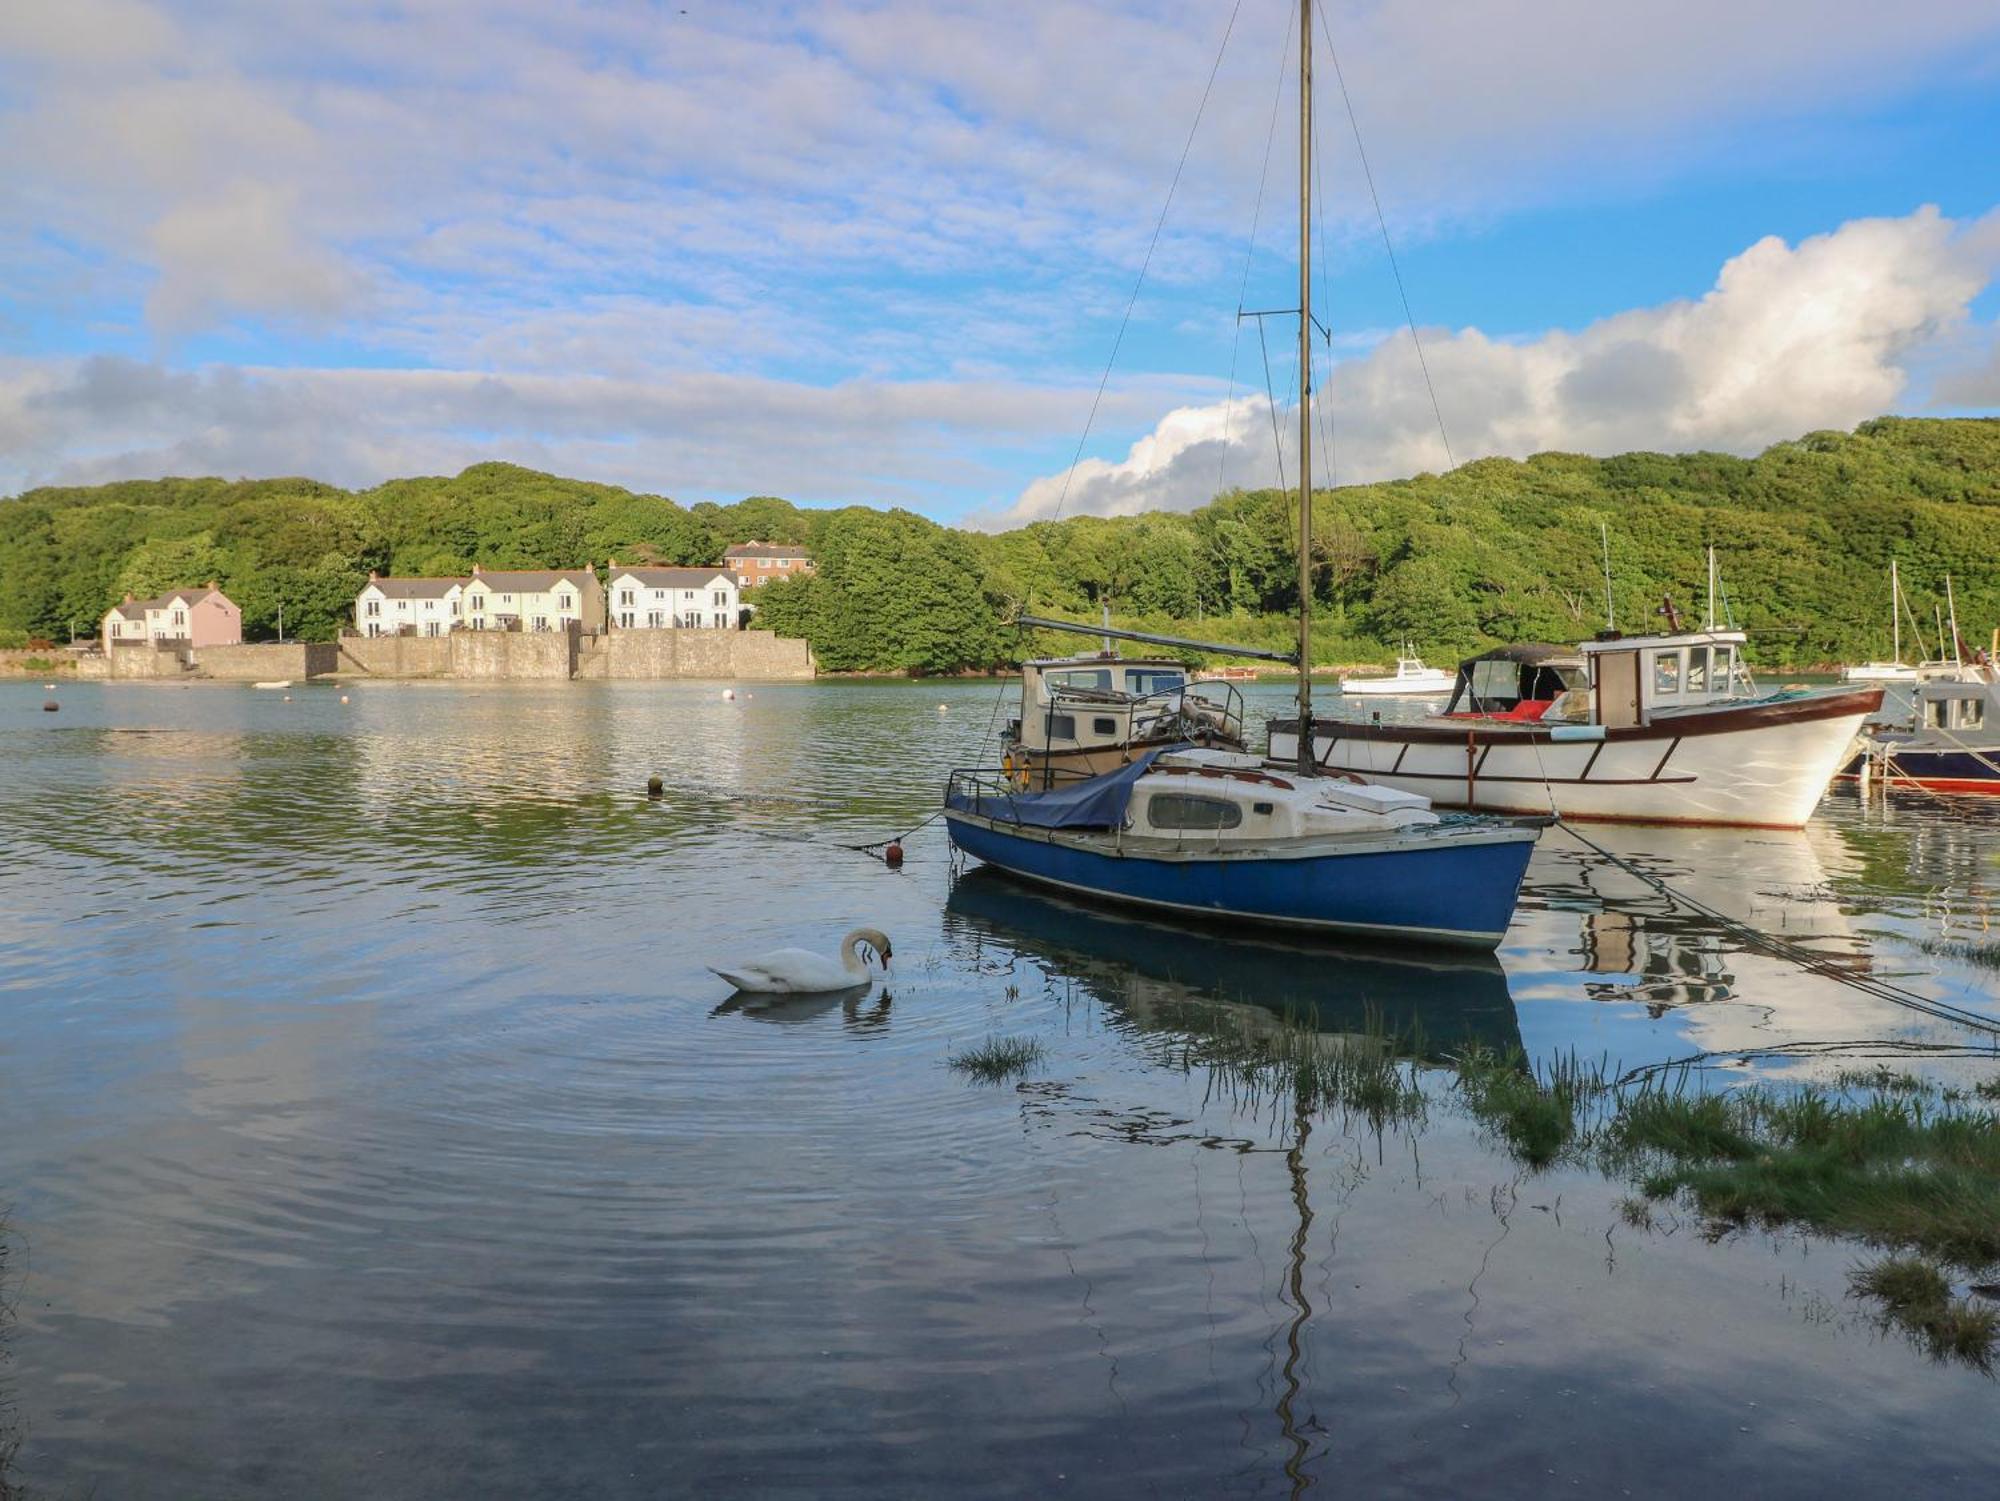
[944,1,1541,951]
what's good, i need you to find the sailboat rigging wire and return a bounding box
[1257,316,1289,492]
[1315,5,1455,473]
[1221,2,1298,497]
[1552,820,2000,1038]
[1045,0,1246,526]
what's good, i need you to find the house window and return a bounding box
[648,610,665,627]
[502,594,513,605]
[366,600,380,617]
[778,558,790,569]
[683,590,695,600]
[712,590,726,606]
[738,574,750,585]
[533,617,549,632]
[1148,794,1243,831]
[556,593,572,609]
[173,610,186,627]
[1653,652,1680,696]
[620,589,634,606]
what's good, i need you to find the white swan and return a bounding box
[708,927,892,994]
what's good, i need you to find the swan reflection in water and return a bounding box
[709,989,894,1031]
[941,865,1523,1063]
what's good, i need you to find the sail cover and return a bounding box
[949,747,1172,830]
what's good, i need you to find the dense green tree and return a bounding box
[2,420,1996,664]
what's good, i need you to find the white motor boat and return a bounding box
[1340,648,1453,697]
[1273,625,1883,829]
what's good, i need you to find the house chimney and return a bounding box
[123,592,135,604]
[205,579,219,591]
[369,569,379,581]
[609,556,617,569]
[472,564,482,575]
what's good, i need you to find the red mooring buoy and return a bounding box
[884,840,904,868]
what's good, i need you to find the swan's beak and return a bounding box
[880,941,893,968]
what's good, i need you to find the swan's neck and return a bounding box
[841,929,887,973]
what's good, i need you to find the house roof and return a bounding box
[466,569,595,592]
[610,566,732,588]
[107,586,225,619]
[724,542,810,559]
[365,576,467,600]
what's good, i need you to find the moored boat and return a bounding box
[946,1,1543,951]
[1339,647,1453,697]
[1844,663,2000,795]
[946,748,1539,948]
[1272,626,1882,828]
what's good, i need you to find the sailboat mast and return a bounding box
[1891,559,1900,665]
[1294,0,1315,776]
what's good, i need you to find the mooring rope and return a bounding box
[1553,819,2000,1038]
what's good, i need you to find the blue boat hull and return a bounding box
[1840,746,2000,794]
[944,814,1537,950]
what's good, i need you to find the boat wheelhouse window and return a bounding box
[1467,658,1526,705]
[1092,717,1117,735]
[1147,793,1243,831]
[1045,667,1114,696]
[1686,647,1708,692]
[1125,669,1186,695]
[1047,714,1077,739]
[1927,699,1949,730]
[1653,652,1680,696]
[1964,699,1985,729]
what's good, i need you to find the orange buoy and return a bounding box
[884,840,905,868]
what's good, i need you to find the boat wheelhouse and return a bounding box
[1001,654,1246,791]
[1270,626,1883,828]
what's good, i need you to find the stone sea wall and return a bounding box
[583,629,813,681]
[199,642,340,680]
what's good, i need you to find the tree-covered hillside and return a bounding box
[2,417,1995,670]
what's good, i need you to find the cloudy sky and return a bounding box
[3,0,1999,523]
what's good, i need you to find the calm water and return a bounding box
[2,678,1997,1498]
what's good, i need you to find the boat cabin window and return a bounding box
[1046,714,1077,740]
[1092,716,1117,735]
[1044,667,1115,697]
[1147,793,1243,831]
[1653,652,1681,697]
[1928,695,1984,731]
[1125,669,1185,695]
[1687,647,1708,692]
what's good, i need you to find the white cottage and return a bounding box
[606,565,739,630]
[353,574,467,636]
[461,567,605,633]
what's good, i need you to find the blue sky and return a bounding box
[2,0,1998,525]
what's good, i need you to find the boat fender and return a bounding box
[885,840,905,868]
[1549,725,1606,742]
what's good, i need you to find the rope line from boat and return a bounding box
[1552,819,2000,1038]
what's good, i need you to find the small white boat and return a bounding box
[1339,648,1453,697]
[252,680,292,690]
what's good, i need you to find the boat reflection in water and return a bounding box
[942,865,1522,1061]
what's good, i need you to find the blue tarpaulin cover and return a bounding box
[949,747,1174,829]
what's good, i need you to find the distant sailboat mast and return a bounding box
[1294,0,1315,777]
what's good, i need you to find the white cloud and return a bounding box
[996,207,2000,524]
[0,357,1182,508]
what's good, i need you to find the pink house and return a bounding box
[101,583,243,651]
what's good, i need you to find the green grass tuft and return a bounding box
[1193,1005,1429,1131]
[1851,1256,1998,1372]
[948,1035,1046,1082]
[1452,1047,1602,1168]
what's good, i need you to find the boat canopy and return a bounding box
[948,747,1172,829]
[1446,644,1586,715]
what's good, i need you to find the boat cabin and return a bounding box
[1912,678,1994,737]
[1013,655,1241,756]
[1443,630,1755,729]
